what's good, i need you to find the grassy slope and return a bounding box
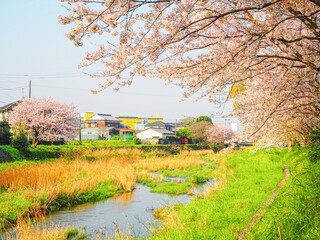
[150,148,290,240]
[246,147,319,239]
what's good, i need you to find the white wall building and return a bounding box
[136,128,175,143]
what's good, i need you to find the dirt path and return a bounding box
[236,164,290,240]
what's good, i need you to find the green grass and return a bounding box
[149,148,287,240]
[150,182,192,194]
[246,147,319,239]
[157,170,194,177]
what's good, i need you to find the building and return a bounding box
[80,112,94,128]
[145,121,166,129]
[136,128,175,143]
[164,122,188,132]
[119,123,134,136]
[81,127,120,140]
[0,100,22,121]
[86,114,121,128]
[117,116,163,132]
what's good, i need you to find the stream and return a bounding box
[2,175,214,239]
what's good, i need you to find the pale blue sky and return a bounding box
[0,0,237,125]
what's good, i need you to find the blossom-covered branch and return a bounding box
[58,0,320,145]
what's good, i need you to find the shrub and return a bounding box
[110,135,121,140]
[132,136,142,145]
[12,133,30,154]
[186,174,208,183]
[0,121,11,145]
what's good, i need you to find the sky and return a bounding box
[0,1,240,127]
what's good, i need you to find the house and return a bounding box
[86,114,121,128]
[165,122,188,132]
[0,100,22,121]
[117,115,163,132]
[136,128,175,143]
[119,123,134,136]
[145,121,166,129]
[81,127,120,140]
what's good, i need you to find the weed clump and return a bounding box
[186,174,208,183]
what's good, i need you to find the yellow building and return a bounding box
[81,112,94,127]
[117,116,163,131]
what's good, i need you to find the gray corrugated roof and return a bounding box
[145,128,175,135]
[82,127,118,132]
[87,114,120,122]
[0,101,22,112]
[145,121,165,127]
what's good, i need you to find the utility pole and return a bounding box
[175,120,177,136]
[79,113,82,145]
[224,119,230,127]
[29,80,31,99]
[124,120,126,144]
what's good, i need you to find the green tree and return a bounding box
[177,127,192,139]
[195,116,212,123]
[0,121,11,145]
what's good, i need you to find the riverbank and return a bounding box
[0,148,217,234]
[1,147,317,239]
[150,147,318,240]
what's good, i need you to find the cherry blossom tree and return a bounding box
[9,97,78,147]
[191,121,213,143]
[207,125,235,144]
[57,0,320,145]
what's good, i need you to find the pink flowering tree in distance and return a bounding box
[57,0,320,145]
[9,97,78,147]
[207,125,235,144]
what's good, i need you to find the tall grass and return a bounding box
[133,156,205,171]
[0,156,138,231]
[3,214,79,240]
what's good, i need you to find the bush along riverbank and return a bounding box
[0,140,226,162]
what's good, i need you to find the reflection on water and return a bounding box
[45,184,193,239]
[111,191,135,204]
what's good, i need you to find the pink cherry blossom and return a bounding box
[9,97,79,147]
[57,0,320,145]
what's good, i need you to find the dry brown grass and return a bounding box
[136,171,164,183]
[89,148,143,158]
[4,214,71,240]
[180,149,214,156]
[0,157,137,192]
[133,156,205,171]
[0,156,139,234]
